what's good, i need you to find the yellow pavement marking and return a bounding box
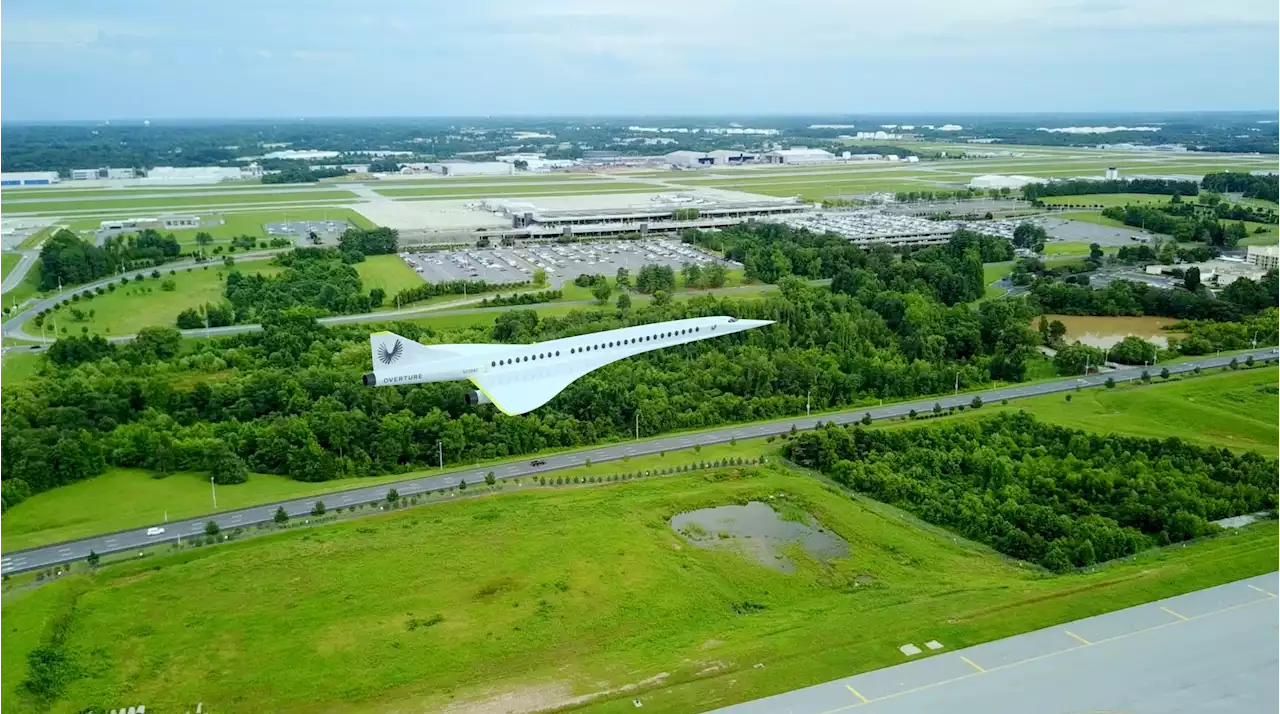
[816,591,1274,714]
[959,656,985,673]
[1160,606,1190,622]
[1064,629,1092,645]
[845,685,869,704]
[1247,583,1277,598]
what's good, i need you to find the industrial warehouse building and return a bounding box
[428,161,515,177]
[0,171,59,187]
[763,147,836,165]
[663,150,759,167]
[72,167,138,181]
[968,174,1047,190]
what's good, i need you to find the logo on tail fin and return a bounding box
[377,339,404,365]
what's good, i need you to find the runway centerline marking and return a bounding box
[959,655,985,673]
[845,685,868,704]
[1159,606,1189,622]
[1063,629,1092,645]
[1247,583,1277,598]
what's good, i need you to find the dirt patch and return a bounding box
[441,673,670,714]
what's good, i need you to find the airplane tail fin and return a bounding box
[370,332,512,372]
[370,332,437,372]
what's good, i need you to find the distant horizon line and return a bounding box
[4,109,1278,126]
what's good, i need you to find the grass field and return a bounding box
[0,438,770,553]
[1,253,21,281]
[1056,211,1131,229]
[64,207,375,244]
[2,463,1275,714]
[3,261,44,305]
[36,260,279,337]
[1040,193,1175,208]
[1007,367,1279,458]
[375,181,656,198]
[0,351,43,385]
[355,255,426,296]
[2,190,359,214]
[982,262,1013,298]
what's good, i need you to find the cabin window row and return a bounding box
[489,327,700,368]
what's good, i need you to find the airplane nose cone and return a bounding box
[739,319,774,329]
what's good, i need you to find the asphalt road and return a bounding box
[700,572,1280,714]
[2,348,1274,575]
[0,251,38,294]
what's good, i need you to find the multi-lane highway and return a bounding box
[3,348,1274,576]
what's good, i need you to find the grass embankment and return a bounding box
[16,226,58,250]
[982,262,1013,298]
[1,440,768,553]
[1,351,43,385]
[1,254,21,281]
[2,465,1275,714]
[2,190,360,214]
[3,262,44,305]
[1055,211,1132,229]
[34,261,280,337]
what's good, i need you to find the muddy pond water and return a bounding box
[1036,314,1185,349]
[670,501,848,573]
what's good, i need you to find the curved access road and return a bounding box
[3,348,1274,576]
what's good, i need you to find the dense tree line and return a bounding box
[221,248,372,321]
[1202,172,1279,202]
[393,278,526,308]
[682,224,1009,305]
[785,413,1278,571]
[479,290,562,307]
[39,229,181,290]
[338,227,399,256]
[635,264,678,293]
[1099,204,1245,247]
[2,229,1042,509]
[1023,178,1199,202]
[1030,272,1279,322]
[261,165,351,184]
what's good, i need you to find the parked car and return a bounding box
[146,527,166,536]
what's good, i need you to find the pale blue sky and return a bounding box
[2,0,1277,121]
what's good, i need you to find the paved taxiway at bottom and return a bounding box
[703,572,1279,714]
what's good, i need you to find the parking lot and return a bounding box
[399,239,739,286]
[265,220,351,246]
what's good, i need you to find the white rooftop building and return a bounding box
[969,174,1047,190]
[1247,245,1279,271]
[764,147,836,165]
[428,161,515,177]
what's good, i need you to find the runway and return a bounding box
[2,348,1274,575]
[702,572,1280,714]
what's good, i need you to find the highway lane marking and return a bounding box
[958,655,985,673]
[1247,584,1277,598]
[845,685,868,704]
[1063,629,1092,645]
[1159,606,1189,622]
[815,587,1276,714]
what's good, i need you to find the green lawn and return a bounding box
[1040,193,1175,208]
[1,253,21,281]
[375,181,656,198]
[3,260,44,305]
[2,464,1274,714]
[2,190,359,214]
[36,260,280,337]
[1041,241,1091,256]
[1,351,43,386]
[1007,367,1278,458]
[1056,211,1131,229]
[983,263,1013,298]
[356,255,426,296]
[62,207,374,246]
[0,438,770,553]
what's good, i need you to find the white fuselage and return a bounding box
[369,316,769,387]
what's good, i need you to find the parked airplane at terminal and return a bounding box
[364,316,772,415]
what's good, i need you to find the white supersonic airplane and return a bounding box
[363,316,772,415]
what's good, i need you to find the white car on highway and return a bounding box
[146,527,165,536]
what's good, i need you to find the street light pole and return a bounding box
[954,371,959,395]
[806,389,811,417]
[635,411,639,440]
[210,475,217,509]
[438,441,443,470]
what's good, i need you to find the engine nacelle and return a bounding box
[464,390,492,406]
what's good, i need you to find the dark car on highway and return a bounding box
[530,459,546,466]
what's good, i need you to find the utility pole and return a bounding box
[954,371,959,395]
[635,411,639,440]
[806,389,811,416]
[438,441,443,470]
[210,475,217,509]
